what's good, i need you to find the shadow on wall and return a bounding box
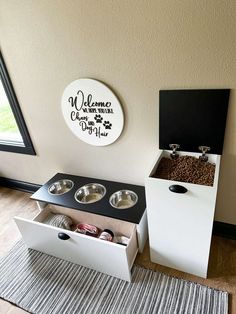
[216,153,236,223]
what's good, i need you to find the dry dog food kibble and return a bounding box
[153,155,215,186]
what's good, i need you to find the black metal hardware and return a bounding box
[58,232,70,240]
[169,184,188,194]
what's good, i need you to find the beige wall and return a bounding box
[0,1,235,224]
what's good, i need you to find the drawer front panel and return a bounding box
[14,217,137,281]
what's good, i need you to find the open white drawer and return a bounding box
[14,205,138,282]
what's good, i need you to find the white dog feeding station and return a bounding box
[145,89,230,278]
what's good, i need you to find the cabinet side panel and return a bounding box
[136,210,148,253]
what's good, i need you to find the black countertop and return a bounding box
[31,173,146,224]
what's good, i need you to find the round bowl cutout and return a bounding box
[48,179,74,195]
[109,190,138,209]
[75,183,106,204]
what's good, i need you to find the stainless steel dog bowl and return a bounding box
[48,179,74,195]
[75,183,106,204]
[109,190,138,209]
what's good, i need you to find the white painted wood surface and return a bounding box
[145,150,220,278]
[136,209,148,253]
[14,208,138,282]
[61,78,124,146]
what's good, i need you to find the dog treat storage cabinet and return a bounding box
[145,89,230,278]
[14,173,147,282]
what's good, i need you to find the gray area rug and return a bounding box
[0,240,228,314]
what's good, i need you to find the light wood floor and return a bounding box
[0,187,236,314]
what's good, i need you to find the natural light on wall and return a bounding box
[0,51,35,155]
[0,80,24,146]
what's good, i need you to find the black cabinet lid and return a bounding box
[159,89,230,155]
[31,173,146,224]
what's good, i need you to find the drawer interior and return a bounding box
[33,204,136,243]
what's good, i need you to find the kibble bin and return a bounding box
[145,89,230,278]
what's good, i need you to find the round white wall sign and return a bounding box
[61,79,124,146]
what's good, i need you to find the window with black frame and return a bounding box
[0,51,35,155]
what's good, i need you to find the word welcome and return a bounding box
[68,90,111,111]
